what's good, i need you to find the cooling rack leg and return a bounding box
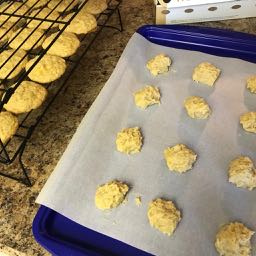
[18,145,32,187]
[117,8,123,32]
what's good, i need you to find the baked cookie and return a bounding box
[0,111,18,144]
[116,127,143,154]
[146,54,171,76]
[48,0,79,12]
[0,2,28,23]
[240,112,256,133]
[59,12,97,34]
[147,198,181,236]
[184,96,211,119]
[246,76,256,94]
[27,8,60,30]
[4,81,48,114]
[133,85,160,109]
[26,54,66,83]
[0,27,10,43]
[228,156,256,191]
[215,222,254,256]
[81,0,107,15]
[9,28,46,51]
[193,62,221,86]
[164,144,197,173]
[26,0,49,8]
[0,49,28,80]
[95,180,129,210]
[42,32,80,58]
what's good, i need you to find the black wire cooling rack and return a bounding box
[0,0,123,186]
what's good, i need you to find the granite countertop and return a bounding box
[0,1,255,255]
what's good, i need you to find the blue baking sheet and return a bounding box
[32,25,256,256]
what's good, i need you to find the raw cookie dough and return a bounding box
[146,54,171,76]
[135,196,142,206]
[193,62,221,86]
[147,198,181,236]
[9,28,46,51]
[240,112,256,133]
[95,180,129,210]
[215,222,254,256]
[27,8,60,30]
[184,96,211,119]
[164,144,197,173]
[133,85,160,109]
[26,54,66,83]
[4,81,48,114]
[42,32,80,58]
[0,49,28,79]
[0,111,18,144]
[48,0,79,12]
[228,156,256,191]
[0,2,28,23]
[81,0,108,15]
[116,127,143,154]
[246,76,256,93]
[59,12,97,34]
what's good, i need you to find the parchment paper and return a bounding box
[36,33,256,256]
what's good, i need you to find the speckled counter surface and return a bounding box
[0,1,255,255]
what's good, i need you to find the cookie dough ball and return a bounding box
[133,85,160,109]
[42,32,80,58]
[240,112,256,133]
[0,2,28,23]
[0,111,18,144]
[184,96,211,119]
[48,0,79,12]
[215,222,254,256]
[147,198,181,236]
[59,12,97,35]
[116,127,143,154]
[26,54,66,83]
[246,76,256,94]
[0,49,28,80]
[27,8,60,30]
[9,28,46,51]
[81,0,108,15]
[193,62,221,86]
[4,81,48,114]
[228,156,256,191]
[146,54,171,76]
[95,180,129,210]
[164,144,197,173]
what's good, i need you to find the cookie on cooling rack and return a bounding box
[26,54,66,83]
[42,32,80,58]
[0,49,28,80]
[59,12,97,34]
[48,0,79,12]
[26,0,49,9]
[9,28,46,51]
[4,81,48,114]
[27,7,60,30]
[81,0,108,15]
[0,111,19,144]
[0,27,11,43]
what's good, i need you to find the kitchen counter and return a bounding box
[0,1,255,255]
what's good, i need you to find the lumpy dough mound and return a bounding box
[215,222,254,256]
[146,54,171,76]
[133,85,160,109]
[228,156,256,191]
[246,75,256,93]
[184,96,211,119]
[116,127,142,154]
[164,144,197,173]
[240,112,256,133]
[147,198,181,236]
[95,180,129,210]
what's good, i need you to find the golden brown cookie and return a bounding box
[48,0,79,12]
[0,111,18,144]
[26,54,66,83]
[148,198,181,236]
[42,32,80,58]
[59,12,97,34]
[26,0,49,9]
[81,0,108,15]
[0,49,28,80]
[4,81,48,114]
